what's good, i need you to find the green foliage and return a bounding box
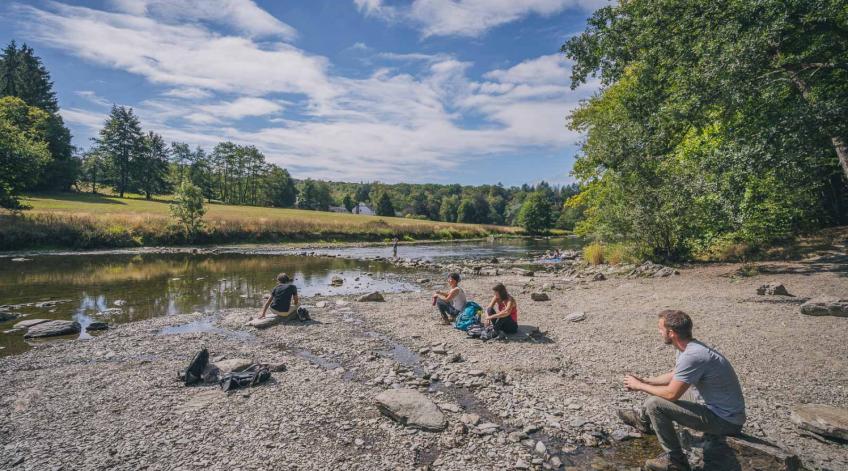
[298,178,332,211]
[134,131,170,199]
[342,194,354,212]
[517,191,553,234]
[439,195,459,222]
[456,198,476,224]
[264,166,297,208]
[1,41,76,191]
[97,105,143,198]
[562,0,848,260]
[375,192,395,217]
[169,181,206,237]
[0,96,51,209]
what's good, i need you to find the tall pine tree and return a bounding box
[98,105,143,198]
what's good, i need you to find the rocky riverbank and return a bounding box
[2,253,847,470]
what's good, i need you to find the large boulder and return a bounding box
[756,283,791,296]
[790,404,848,441]
[530,292,550,302]
[375,388,446,432]
[358,292,385,302]
[800,298,848,317]
[0,311,17,322]
[24,320,81,338]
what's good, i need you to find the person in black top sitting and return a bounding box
[259,272,300,319]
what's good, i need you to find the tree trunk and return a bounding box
[785,67,848,181]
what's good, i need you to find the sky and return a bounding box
[1,0,607,186]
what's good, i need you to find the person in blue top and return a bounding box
[620,310,746,471]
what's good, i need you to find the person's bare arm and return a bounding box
[642,371,674,386]
[293,293,300,306]
[486,298,515,320]
[624,375,690,401]
[259,295,273,318]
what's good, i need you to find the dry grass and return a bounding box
[1,193,520,250]
[583,242,605,265]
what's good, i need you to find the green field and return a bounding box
[0,193,520,251]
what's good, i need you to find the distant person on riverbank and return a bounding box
[259,273,300,320]
[392,237,399,257]
[620,310,746,471]
[432,273,466,325]
[482,283,519,338]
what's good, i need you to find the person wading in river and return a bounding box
[259,273,300,320]
[620,310,746,471]
[432,272,467,325]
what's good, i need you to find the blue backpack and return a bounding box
[454,301,482,331]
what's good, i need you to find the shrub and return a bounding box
[584,242,604,265]
[169,182,206,237]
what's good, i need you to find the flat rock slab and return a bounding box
[358,292,385,302]
[24,320,81,338]
[245,316,280,329]
[790,404,848,441]
[13,319,50,329]
[800,298,848,317]
[214,358,253,374]
[565,312,586,322]
[375,388,446,432]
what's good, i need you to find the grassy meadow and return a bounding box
[0,193,520,251]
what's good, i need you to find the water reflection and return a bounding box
[0,253,414,356]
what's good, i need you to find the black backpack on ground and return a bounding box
[296,307,311,321]
[183,348,209,386]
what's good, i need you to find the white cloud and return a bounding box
[109,0,297,39]
[355,0,610,37]
[19,3,334,101]
[22,1,599,182]
[75,90,111,107]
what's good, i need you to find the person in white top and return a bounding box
[432,273,466,325]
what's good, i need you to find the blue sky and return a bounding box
[1,0,605,186]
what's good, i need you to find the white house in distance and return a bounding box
[353,202,374,216]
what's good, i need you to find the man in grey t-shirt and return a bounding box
[620,310,746,471]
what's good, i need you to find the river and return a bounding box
[0,237,583,356]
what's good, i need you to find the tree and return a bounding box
[170,181,206,238]
[560,0,848,258]
[264,166,297,207]
[1,41,76,191]
[439,195,459,222]
[375,192,395,217]
[342,194,354,212]
[0,96,51,209]
[456,199,476,224]
[97,105,143,197]
[517,192,553,234]
[134,131,170,199]
[80,148,106,194]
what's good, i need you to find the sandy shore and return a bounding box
[1,254,846,470]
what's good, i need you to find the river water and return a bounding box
[0,237,582,356]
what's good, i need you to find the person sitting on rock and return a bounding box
[259,272,300,320]
[432,273,467,325]
[619,310,746,471]
[482,283,519,338]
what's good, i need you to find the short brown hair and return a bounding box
[492,283,510,301]
[449,273,461,283]
[658,310,693,339]
[276,273,291,283]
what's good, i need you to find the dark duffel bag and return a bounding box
[182,348,209,386]
[219,364,271,392]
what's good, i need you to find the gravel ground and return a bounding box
[1,254,847,471]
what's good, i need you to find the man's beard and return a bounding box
[663,336,673,345]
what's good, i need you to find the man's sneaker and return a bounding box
[617,408,652,434]
[645,452,691,471]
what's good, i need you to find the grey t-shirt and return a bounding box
[674,340,746,425]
